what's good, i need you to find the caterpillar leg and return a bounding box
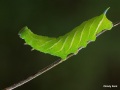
[73,46,84,55]
[73,50,79,55]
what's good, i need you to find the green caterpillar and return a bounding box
[19,8,113,60]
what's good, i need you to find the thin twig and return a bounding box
[113,22,120,27]
[3,59,63,90]
[3,22,120,90]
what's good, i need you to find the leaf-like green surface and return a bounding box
[19,8,113,60]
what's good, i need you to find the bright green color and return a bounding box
[19,8,113,60]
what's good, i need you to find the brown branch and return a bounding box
[3,22,120,90]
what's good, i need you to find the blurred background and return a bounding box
[0,0,120,90]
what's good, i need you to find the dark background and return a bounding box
[0,0,120,90]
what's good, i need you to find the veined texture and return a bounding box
[19,8,113,60]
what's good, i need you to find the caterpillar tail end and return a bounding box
[104,7,110,15]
